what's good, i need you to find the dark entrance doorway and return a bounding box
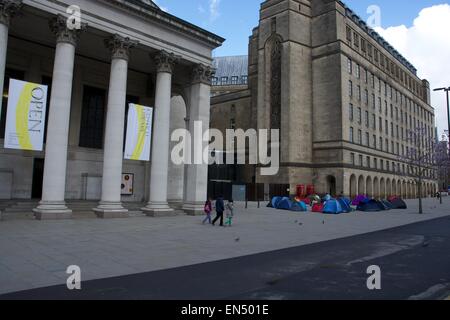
[32,158,44,199]
[327,175,337,196]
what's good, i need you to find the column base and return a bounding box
[33,201,73,220]
[142,202,175,217]
[93,202,129,219]
[182,202,206,216]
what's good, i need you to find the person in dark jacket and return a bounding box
[212,196,225,226]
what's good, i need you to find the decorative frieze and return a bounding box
[0,0,22,26]
[154,50,179,74]
[105,34,139,61]
[192,63,215,85]
[49,14,86,46]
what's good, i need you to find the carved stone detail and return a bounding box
[49,14,86,46]
[0,0,22,26]
[105,34,139,61]
[154,50,179,74]
[192,63,215,85]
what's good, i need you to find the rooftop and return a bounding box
[212,55,248,86]
[339,1,418,75]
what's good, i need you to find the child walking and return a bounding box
[225,200,234,227]
[202,198,213,224]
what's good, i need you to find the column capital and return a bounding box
[154,50,179,74]
[191,64,215,85]
[49,14,86,46]
[105,34,138,61]
[0,0,22,26]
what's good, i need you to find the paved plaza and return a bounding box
[0,198,449,295]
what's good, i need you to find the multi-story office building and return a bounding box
[211,0,438,198]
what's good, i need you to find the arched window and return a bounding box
[270,36,282,130]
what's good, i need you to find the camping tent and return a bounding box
[323,194,332,202]
[323,199,344,214]
[380,200,394,210]
[277,197,292,210]
[338,198,352,213]
[390,197,407,209]
[312,203,324,213]
[270,197,283,209]
[357,199,385,212]
[291,201,308,212]
[352,195,368,206]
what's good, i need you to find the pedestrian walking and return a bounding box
[225,200,235,227]
[212,195,225,227]
[202,198,213,224]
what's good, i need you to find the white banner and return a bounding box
[124,104,153,161]
[4,79,48,151]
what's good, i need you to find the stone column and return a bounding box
[0,0,21,116]
[142,51,178,217]
[94,34,138,218]
[183,64,214,216]
[34,15,85,220]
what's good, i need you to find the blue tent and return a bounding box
[291,201,308,212]
[337,198,352,213]
[380,200,394,210]
[357,199,385,212]
[271,197,283,209]
[323,199,344,214]
[277,198,293,210]
[322,194,332,202]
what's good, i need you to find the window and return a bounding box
[1,68,26,139]
[350,152,355,165]
[357,107,362,124]
[380,159,384,170]
[220,77,228,85]
[365,111,369,127]
[211,77,218,86]
[374,158,378,169]
[346,26,352,41]
[379,117,382,132]
[356,64,360,78]
[372,114,376,129]
[241,75,248,84]
[357,85,361,100]
[373,135,377,148]
[349,104,354,122]
[230,76,238,85]
[365,132,369,146]
[79,86,106,149]
[354,32,359,47]
[349,80,353,97]
[350,127,354,143]
[359,155,363,166]
[379,137,383,150]
[358,130,362,144]
[348,58,352,74]
[367,156,371,168]
[364,89,368,105]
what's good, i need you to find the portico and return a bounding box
[0,0,224,219]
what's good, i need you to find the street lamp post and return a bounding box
[434,87,450,193]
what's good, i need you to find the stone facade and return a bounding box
[210,0,438,198]
[0,0,224,218]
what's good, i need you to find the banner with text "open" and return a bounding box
[124,104,153,161]
[4,79,48,151]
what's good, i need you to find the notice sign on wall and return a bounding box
[124,104,153,161]
[4,79,48,151]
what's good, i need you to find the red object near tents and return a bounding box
[312,203,324,213]
[301,198,311,205]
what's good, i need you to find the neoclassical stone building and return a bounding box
[211,0,438,199]
[0,0,223,218]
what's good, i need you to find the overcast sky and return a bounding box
[154,0,450,136]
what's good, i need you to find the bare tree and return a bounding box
[397,127,441,214]
[435,132,450,204]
